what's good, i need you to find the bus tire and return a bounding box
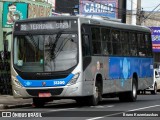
[89,86,99,106]
[119,78,137,102]
[128,78,137,102]
[88,82,101,106]
[151,83,157,95]
[32,98,45,108]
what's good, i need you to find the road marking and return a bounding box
[47,108,76,112]
[90,105,114,108]
[105,112,124,117]
[86,111,124,120]
[86,104,160,120]
[41,107,77,114]
[90,106,104,108]
[87,117,104,120]
[107,105,114,108]
[128,105,160,111]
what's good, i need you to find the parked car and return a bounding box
[145,69,160,94]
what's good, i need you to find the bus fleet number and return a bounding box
[54,81,65,85]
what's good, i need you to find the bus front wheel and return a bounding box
[88,82,101,106]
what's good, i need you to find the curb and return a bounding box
[0,103,32,109]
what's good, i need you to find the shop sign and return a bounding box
[79,0,118,18]
[28,4,51,18]
[150,27,160,52]
[2,2,28,28]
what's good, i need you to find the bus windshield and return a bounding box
[13,33,78,72]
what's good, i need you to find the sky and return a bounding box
[127,0,160,11]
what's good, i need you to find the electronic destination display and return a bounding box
[14,20,78,32]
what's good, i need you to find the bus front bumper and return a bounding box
[12,82,83,98]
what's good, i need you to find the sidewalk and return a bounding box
[0,95,32,109]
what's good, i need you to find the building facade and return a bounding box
[0,0,52,52]
[126,11,160,66]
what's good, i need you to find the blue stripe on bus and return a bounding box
[109,57,153,79]
[16,74,74,87]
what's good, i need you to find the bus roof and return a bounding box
[15,16,151,33]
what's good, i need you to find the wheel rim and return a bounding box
[94,86,98,99]
[154,84,157,94]
[133,83,136,98]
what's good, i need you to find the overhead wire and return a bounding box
[141,3,160,22]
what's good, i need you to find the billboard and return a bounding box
[45,0,55,10]
[28,4,51,18]
[79,0,118,18]
[150,27,160,52]
[2,2,28,28]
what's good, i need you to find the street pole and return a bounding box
[118,0,126,23]
[137,0,141,25]
[131,0,137,25]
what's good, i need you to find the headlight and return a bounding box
[12,76,23,87]
[67,73,80,85]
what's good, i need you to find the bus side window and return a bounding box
[121,31,130,56]
[130,33,138,56]
[145,34,152,57]
[111,29,121,55]
[101,28,111,55]
[137,33,146,56]
[91,27,101,55]
[82,34,90,56]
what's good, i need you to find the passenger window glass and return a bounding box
[101,28,111,55]
[145,34,152,57]
[91,27,101,55]
[82,35,91,56]
[111,30,121,55]
[130,33,138,56]
[121,31,129,56]
[137,34,146,56]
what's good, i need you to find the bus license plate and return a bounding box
[39,93,51,97]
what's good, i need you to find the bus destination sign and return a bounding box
[19,21,72,31]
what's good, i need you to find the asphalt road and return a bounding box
[1,92,160,120]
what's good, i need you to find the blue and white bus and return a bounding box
[11,16,153,107]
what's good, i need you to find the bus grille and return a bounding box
[26,88,63,96]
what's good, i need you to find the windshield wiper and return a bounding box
[49,31,63,59]
[25,32,38,50]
